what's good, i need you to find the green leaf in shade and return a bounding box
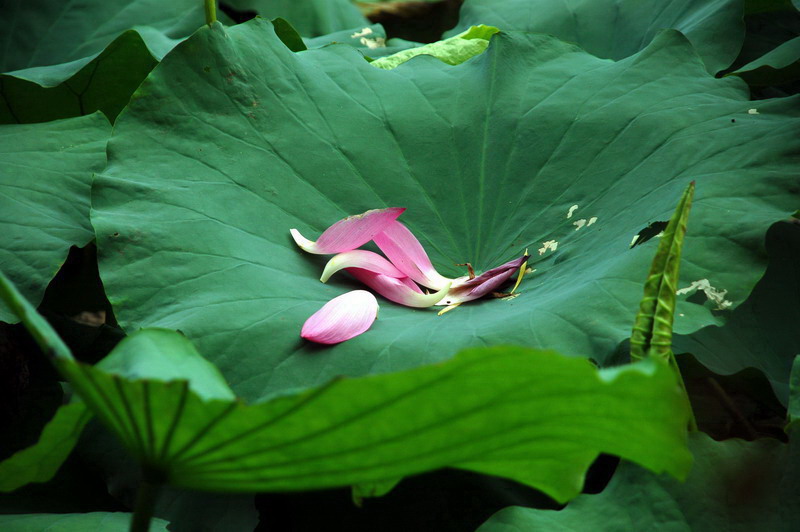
[371,25,499,70]
[0,113,110,323]
[674,221,800,406]
[92,19,800,401]
[477,431,800,531]
[271,18,308,52]
[789,355,800,426]
[731,3,800,69]
[224,0,368,37]
[0,31,158,124]
[0,0,206,73]
[447,0,746,74]
[0,512,169,531]
[0,269,691,504]
[630,182,695,362]
[0,403,92,492]
[53,347,696,503]
[731,36,800,86]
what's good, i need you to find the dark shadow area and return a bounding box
[365,0,464,43]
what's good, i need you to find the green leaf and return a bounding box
[371,25,500,70]
[788,355,800,425]
[477,431,799,531]
[271,18,308,52]
[0,269,691,504]
[0,403,92,492]
[92,20,800,401]
[674,221,800,406]
[55,347,696,503]
[225,0,368,37]
[447,0,746,73]
[95,329,235,402]
[0,31,158,124]
[631,182,694,362]
[0,114,110,323]
[0,0,206,73]
[732,35,800,86]
[0,512,169,531]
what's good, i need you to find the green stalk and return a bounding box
[129,476,161,532]
[630,181,697,431]
[204,0,217,25]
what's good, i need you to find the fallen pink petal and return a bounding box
[348,268,451,308]
[301,290,379,344]
[320,250,405,283]
[290,207,405,254]
[373,220,452,290]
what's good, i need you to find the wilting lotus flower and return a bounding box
[291,208,529,344]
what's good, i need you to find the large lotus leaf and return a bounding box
[0,270,691,504]
[477,430,799,531]
[0,31,158,124]
[0,512,169,531]
[92,20,800,401]
[447,0,745,73]
[674,221,800,406]
[0,113,110,322]
[225,0,368,37]
[0,0,206,73]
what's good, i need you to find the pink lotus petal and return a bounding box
[436,255,527,306]
[348,268,450,308]
[291,207,405,254]
[321,250,404,283]
[301,290,379,344]
[373,221,451,290]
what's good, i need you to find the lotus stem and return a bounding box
[129,476,161,532]
[205,0,217,25]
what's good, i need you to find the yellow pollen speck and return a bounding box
[351,27,373,38]
[573,219,587,231]
[587,216,598,226]
[567,205,579,218]
[538,240,558,255]
[748,108,759,115]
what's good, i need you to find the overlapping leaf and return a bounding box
[447,0,745,73]
[225,0,368,37]
[477,431,799,531]
[0,113,110,322]
[0,512,169,531]
[674,221,800,406]
[1,31,158,124]
[92,20,800,401]
[0,0,205,73]
[0,271,692,504]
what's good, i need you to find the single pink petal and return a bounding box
[436,255,527,306]
[290,207,405,254]
[321,250,404,283]
[348,268,450,308]
[301,290,379,344]
[373,220,451,290]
